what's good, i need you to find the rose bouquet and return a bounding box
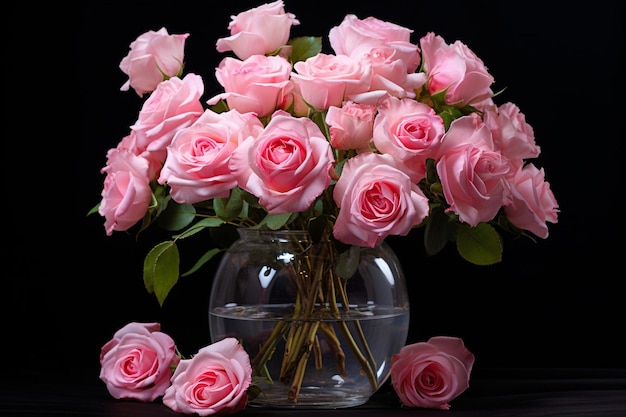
[91,0,559,409]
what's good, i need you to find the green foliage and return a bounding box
[174,217,226,239]
[259,212,293,230]
[214,188,245,221]
[419,89,481,130]
[247,380,263,401]
[143,241,180,306]
[95,21,551,310]
[209,99,229,114]
[335,245,360,279]
[456,222,503,265]
[87,203,100,216]
[309,109,330,139]
[287,36,322,64]
[424,205,455,256]
[182,248,222,277]
[156,201,196,231]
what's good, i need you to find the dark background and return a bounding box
[8,0,624,382]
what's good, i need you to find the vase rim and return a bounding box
[237,228,312,241]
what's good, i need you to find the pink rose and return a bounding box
[291,53,372,112]
[206,54,293,117]
[99,322,179,402]
[229,110,334,214]
[99,148,152,236]
[436,115,510,226]
[162,338,252,416]
[114,130,165,181]
[373,96,445,181]
[159,109,264,204]
[328,14,421,73]
[215,0,300,60]
[131,73,204,155]
[391,336,475,410]
[356,46,427,103]
[333,152,430,247]
[504,163,559,239]
[119,27,189,97]
[484,102,541,166]
[325,101,376,152]
[420,32,494,107]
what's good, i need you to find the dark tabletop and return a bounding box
[2,368,625,417]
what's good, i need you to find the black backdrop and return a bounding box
[8,1,624,380]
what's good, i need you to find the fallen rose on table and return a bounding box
[390,336,475,410]
[99,322,179,402]
[100,322,474,414]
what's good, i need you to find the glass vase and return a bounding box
[208,228,410,409]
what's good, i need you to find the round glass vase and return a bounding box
[209,229,410,409]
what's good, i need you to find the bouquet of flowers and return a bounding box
[92,0,559,410]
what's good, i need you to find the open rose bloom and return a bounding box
[99,322,180,402]
[95,1,560,411]
[391,336,475,410]
[162,338,252,416]
[98,0,558,263]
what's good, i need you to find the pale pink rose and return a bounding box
[215,0,300,60]
[484,102,541,165]
[131,73,204,155]
[99,322,180,402]
[229,110,334,214]
[291,53,372,111]
[329,14,421,73]
[391,336,475,410]
[373,96,445,181]
[99,148,152,236]
[119,27,189,97]
[325,101,376,152]
[114,130,165,181]
[357,46,427,103]
[436,115,510,226]
[206,54,293,117]
[162,338,252,416]
[158,109,264,204]
[420,32,494,107]
[504,163,559,239]
[333,152,429,247]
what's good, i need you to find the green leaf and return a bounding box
[87,203,100,216]
[438,108,463,130]
[182,248,222,277]
[174,217,226,239]
[424,206,452,256]
[261,212,293,230]
[143,241,180,306]
[247,383,263,402]
[242,190,262,208]
[215,188,245,221]
[157,201,196,231]
[456,223,502,265]
[335,246,360,279]
[309,109,330,139]
[429,89,448,107]
[209,99,229,114]
[425,158,438,185]
[307,215,329,243]
[288,36,322,63]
